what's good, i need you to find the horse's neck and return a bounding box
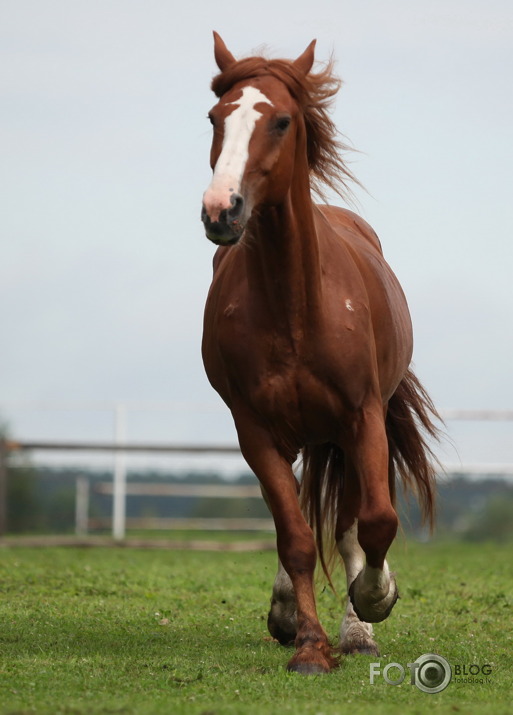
[245,184,323,331]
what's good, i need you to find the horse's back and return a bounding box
[314,204,413,395]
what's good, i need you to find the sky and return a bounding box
[1,0,512,473]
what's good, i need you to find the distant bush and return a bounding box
[6,464,42,532]
[461,493,513,542]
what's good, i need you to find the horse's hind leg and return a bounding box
[267,560,297,645]
[261,486,298,645]
[347,406,399,623]
[335,464,379,655]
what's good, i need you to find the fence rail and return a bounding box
[2,441,241,454]
[95,482,262,497]
[88,517,275,531]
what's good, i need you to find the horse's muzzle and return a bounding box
[201,193,245,245]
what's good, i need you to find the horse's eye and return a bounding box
[275,115,292,133]
[207,112,216,127]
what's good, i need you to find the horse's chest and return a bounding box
[207,294,367,442]
[221,322,348,438]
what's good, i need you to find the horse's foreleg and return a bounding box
[237,422,336,674]
[271,492,336,673]
[347,408,399,623]
[335,467,379,655]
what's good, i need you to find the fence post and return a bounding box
[75,475,89,536]
[0,441,7,535]
[112,404,127,540]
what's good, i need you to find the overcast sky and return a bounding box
[1,0,512,470]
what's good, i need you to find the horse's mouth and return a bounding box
[204,223,244,246]
[207,233,241,246]
[202,208,245,246]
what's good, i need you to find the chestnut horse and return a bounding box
[201,33,439,674]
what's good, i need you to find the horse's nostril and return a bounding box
[202,194,245,244]
[229,193,244,220]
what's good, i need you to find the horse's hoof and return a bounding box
[287,661,330,675]
[267,611,297,646]
[348,572,399,624]
[286,644,338,674]
[268,622,296,646]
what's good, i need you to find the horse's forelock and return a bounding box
[211,58,308,110]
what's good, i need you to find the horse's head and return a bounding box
[201,33,316,246]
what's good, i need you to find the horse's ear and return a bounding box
[293,39,316,75]
[213,31,236,71]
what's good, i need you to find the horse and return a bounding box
[201,32,440,674]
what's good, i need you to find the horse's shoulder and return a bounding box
[316,205,383,254]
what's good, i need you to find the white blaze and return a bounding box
[204,86,273,220]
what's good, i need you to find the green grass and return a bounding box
[0,540,511,714]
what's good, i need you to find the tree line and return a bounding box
[4,460,513,542]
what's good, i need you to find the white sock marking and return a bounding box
[337,520,374,642]
[337,520,364,589]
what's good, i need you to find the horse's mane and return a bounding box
[211,55,359,203]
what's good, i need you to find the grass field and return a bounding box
[0,540,511,715]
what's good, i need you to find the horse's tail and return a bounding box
[299,442,344,589]
[385,367,441,530]
[300,367,441,585]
